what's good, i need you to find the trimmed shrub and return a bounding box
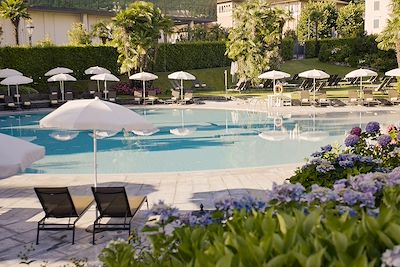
[305,36,397,71]
[280,38,295,61]
[153,41,230,72]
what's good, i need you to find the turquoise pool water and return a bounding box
[0,108,399,174]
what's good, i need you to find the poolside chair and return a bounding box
[317,93,330,107]
[91,187,148,244]
[144,90,158,105]
[170,80,181,90]
[65,91,74,101]
[347,91,359,105]
[164,90,180,104]
[227,78,246,92]
[4,96,17,110]
[300,91,311,106]
[363,92,380,107]
[192,79,207,88]
[107,91,117,102]
[49,94,59,107]
[20,95,32,109]
[34,187,94,245]
[386,89,400,105]
[179,92,193,105]
[133,90,142,104]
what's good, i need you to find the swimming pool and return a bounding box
[0,108,399,174]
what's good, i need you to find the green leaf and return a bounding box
[306,249,324,267]
[332,232,348,252]
[384,223,400,244]
[266,254,288,267]
[377,230,394,248]
[276,214,287,235]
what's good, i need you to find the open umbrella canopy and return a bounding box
[0,68,23,78]
[90,73,120,82]
[258,70,290,80]
[345,68,377,78]
[385,68,400,77]
[45,67,73,76]
[47,73,77,82]
[299,69,330,79]
[168,71,196,80]
[84,66,111,75]
[40,97,155,131]
[0,75,33,85]
[0,133,45,179]
[129,72,158,81]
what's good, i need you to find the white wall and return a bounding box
[217,2,234,28]
[365,0,391,34]
[0,10,113,46]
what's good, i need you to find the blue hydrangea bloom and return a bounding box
[350,127,362,136]
[365,121,380,134]
[378,134,392,147]
[344,134,360,147]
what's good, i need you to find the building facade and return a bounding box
[217,0,348,32]
[364,0,391,34]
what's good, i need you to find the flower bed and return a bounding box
[99,122,400,267]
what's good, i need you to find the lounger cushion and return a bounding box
[8,103,15,107]
[71,196,94,215]
[128,196,146,214]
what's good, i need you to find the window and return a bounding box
[374,1,380,11]
[373,19,379,29]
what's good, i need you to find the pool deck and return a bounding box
[1,100,400,266]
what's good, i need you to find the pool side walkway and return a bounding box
[0,164,299,266]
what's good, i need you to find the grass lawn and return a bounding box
[152,58,359,97]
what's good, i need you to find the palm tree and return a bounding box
[376,0,400,66]
[0,0,30,45]
[275,8,293,42]
[112,1,172,74]
[309,9,323,57]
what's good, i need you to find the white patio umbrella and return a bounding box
[39,97,156,187]
[299,69,330,102]
[258,70,291,89]
[85,66,111,92]
[230,61,238,83]
[345,68,378,96]
[168,71,196,100]
[169,109,196,136]
[0,75,33,104]
[129,72,158,105]
[385,68,400,77]
[90,73,120,100]
[0,133,45,179]
[47,73,77,101]
[45,67,73,76]
[0,68,23,96]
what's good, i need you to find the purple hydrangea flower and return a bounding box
[265,183,305,204]
[303,185,338,203]
[344,134,360,147]
[311,151,322,158]
[350,127,362,136]
[381,245,400,267]
[397,132,400,141]
[315,159,335,173]
[365,121,380,134]
[377,134,392,147]
[321,145,332,153]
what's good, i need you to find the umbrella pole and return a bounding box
[360,78,363,99]
[93,130,97,188]
[104,80,107,100]
[181,79,183,100]
[7,85,10,96]
[16,85,20,105]
[143,80,146,105]
[97,80,100,92]
[313,78,316,105]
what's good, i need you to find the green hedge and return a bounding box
[154,41,231,72]
[304,36,397,71]
[0,42,231,92]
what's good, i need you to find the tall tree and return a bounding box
[226,0,282,83]
[275,8,293,42]
[68,22,92,46]
[112,1,172,75]
[91,20,113,45]
[0,0,30,45]
[376,0,400,66]
[336,2,364,38]
[309,9,323,57]
[297,1,338,42]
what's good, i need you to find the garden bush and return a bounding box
[290,122,400,188]
[305,36,397,71]
[280,37,295,61]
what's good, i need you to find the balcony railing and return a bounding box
[25,0,217,20]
